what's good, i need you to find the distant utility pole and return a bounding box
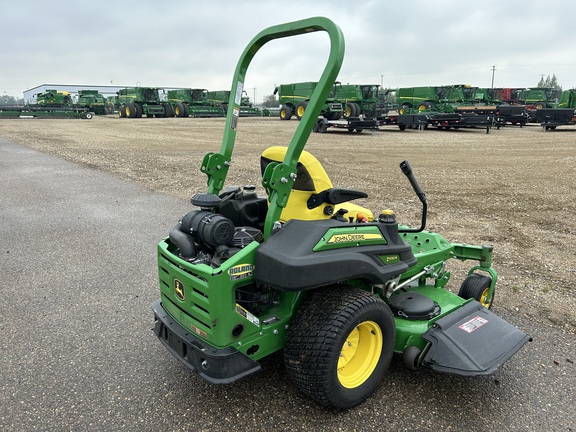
[381,75,384,88]
[491,65,496,89]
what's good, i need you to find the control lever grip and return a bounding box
[400,160,426,203]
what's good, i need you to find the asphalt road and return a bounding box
[1,138,574,432]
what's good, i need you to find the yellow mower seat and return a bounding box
[260,146,373,222]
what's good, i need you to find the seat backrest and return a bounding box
[260,146,373,222]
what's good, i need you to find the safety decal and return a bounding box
[235,81,244,105]
[459,316,488,333]
[190,324,207,339]
[235,303,260,326]
[231,107,240,130]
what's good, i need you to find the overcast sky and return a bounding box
[2,0,574,102]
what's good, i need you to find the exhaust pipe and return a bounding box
[169,224,197,260]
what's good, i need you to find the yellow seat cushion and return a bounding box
[261,146,373,222]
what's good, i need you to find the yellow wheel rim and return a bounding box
[480,288,491,308]
[126,106,131,116]
[280,110,286,119]
[297,106,305,117]
[338,320,383,388]
[175,106,180,116]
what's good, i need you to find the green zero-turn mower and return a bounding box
[152,17,531,410]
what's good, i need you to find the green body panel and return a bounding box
[158,238,303,359]
[392,286,471,352]
[558,89,576,109]
[520,87,561,107]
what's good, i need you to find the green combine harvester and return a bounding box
[152,17,530,410]
[274,81,343,120]
[117,87,173,118]
[167,88,225,118]
[333,83,387,118]
[77,90,108,115]
[206,90,262,117]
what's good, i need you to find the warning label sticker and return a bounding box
[231,107,240,130]
[235,303,260,326]
[459,316,489,333]
[235,81,244,105]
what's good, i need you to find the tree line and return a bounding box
[0,95,25,105]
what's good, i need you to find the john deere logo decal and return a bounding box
[174,279,185,301]
[328,233,382,244]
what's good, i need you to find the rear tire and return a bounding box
[458,273,494,309]
[295,101,308,120]
[175,103,187,117]
[163,103,174,117]
[126,103,137,118]
[280,104,293,120]
[534,101,547,109]
[134,103,143,118]
[345,102,358,118]
[284,286,395,410]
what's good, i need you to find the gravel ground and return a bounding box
[1,115,575,334]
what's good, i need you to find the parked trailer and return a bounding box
[429,112,493,133]
[312,116,378,133]
[379,111,492,133]
[493,105,530,128]
[379,113,431,130]
[454,105,527,128]
[535,108,576,130]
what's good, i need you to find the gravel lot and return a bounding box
[1,115,575,333]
